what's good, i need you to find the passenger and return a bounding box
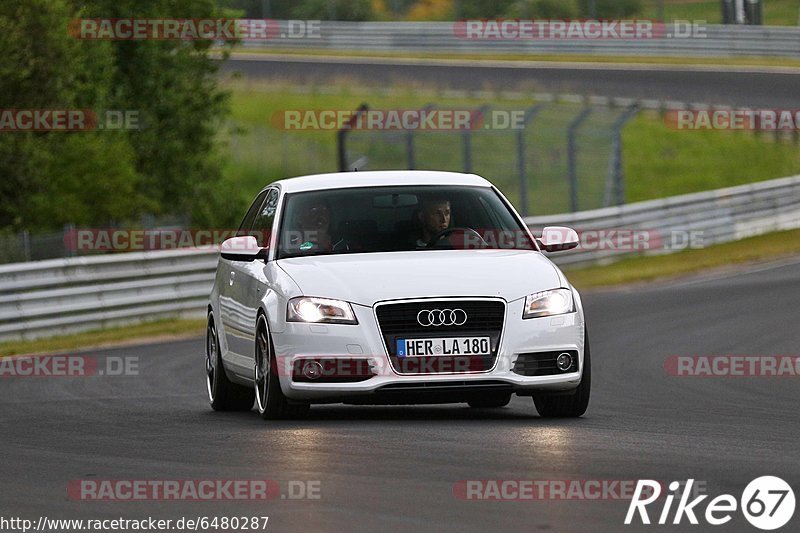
[291,198,349,252]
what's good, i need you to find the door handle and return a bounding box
[229,271,235,286]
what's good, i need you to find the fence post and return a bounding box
[405,127,415,170]
[22,230,30,262]
[462,105,490,174]
[407,103,436,170]
[64,223,76,258]
[516,104,545,217]
[605,104,639,207]
[337,103,369,171]
[567,107,593,212]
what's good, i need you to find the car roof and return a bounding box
[267,170,493,194]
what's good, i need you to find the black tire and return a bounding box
[254,315,310,420]
[206,315,255,411]
[533,333,591,418]
[467,393,512,408]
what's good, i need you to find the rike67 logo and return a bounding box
[625,477,795,530]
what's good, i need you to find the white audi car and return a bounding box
[206,170,589,419]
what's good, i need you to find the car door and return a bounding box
[223,187,281,380]
[219,189,268,365]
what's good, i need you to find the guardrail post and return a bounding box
[516,104,545,216]
[567,107,593,212]
[605,104,639,207]
[337,103,369,171]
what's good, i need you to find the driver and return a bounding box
[416,196,451,247]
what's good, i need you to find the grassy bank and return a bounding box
[565,228,800,289]
[230,49,800,69]
[222,80,800,214]
[0,318,206,357]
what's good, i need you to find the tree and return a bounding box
[0,0,143,229]
[0,0,233,231]
[77,0,233,223]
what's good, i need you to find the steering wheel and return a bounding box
[426,227,488,248]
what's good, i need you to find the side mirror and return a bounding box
[220,236,267,262]
[537,226,579,253]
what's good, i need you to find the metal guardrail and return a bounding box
[0,249,216,341]
[244,21,800,58]
[2,174,800,341]
[525,174,800,266]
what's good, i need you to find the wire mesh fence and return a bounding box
[2,102,639,264]
[228,124,334,179]
[0,215,190,265]
[339,101,639,216]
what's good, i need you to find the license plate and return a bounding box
[396,337,490,358]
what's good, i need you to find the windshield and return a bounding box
[276,185,536,259]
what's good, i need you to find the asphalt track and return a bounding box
[223,55,800,108]
[2,258,799,532]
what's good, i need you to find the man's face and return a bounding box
[420,200,451,236]
[296,201,331,233]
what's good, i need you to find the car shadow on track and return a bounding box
[199,404,592,425]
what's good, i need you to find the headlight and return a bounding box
[522,288,574,319]
[287,297,358,324]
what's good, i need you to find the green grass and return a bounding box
[640,0,800,26]
[223,80,800,215]
[565,228,800,289]
[625,112,800,201]
[0,318,206,357]
[229,49,800,69]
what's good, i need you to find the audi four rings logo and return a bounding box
[417,309,468,327]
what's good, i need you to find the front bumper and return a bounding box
[270,298,585,403]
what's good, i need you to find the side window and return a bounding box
[250,188,280,248]
[237,190,269,237]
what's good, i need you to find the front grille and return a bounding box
[375,299,505,374]
[513,351,579,376]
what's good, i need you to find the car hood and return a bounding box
[277,250,562,306]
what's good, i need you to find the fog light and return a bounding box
[556,353,573,372]
[302,361,323,380]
